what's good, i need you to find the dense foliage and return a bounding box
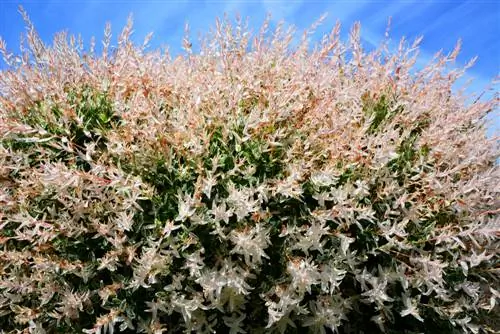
[0,10,499,334]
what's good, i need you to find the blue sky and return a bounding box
[0,0,499,132]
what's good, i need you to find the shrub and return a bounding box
[0,10,499,334]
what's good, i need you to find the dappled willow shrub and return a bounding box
[0,9,499,334]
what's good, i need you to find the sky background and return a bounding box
[0,0,499,133]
